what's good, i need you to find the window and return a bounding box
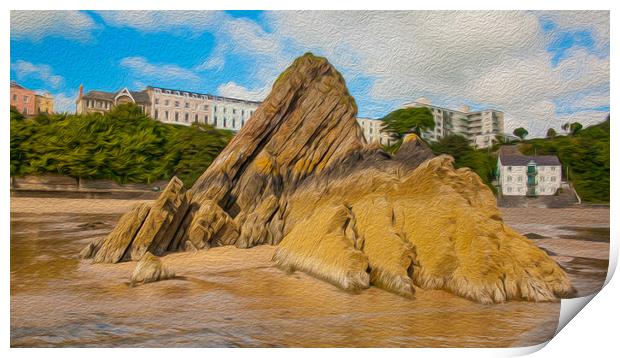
[155,110,158,119]
[205,115,209,123]
[155,98,159,105]
[223,118,227,127]
[551,177,556,182]
[223,107,227,113]
[233,109,236,114]
[241,119,245,127]
[165,111,169,120]
[215,116,218,126]
[195,114,198,123]
[185,102,189,108]
[175,112,179,122]
[507,176,512,182]
[185,113,189,122]
[507,187,512,193]
[551,167,556,171]
[517,176,522,182]
[204,105,208,110]
[540,176,545,182]
[165,100,169,106]
[214,106,217,112]
[175,101,180,107]
[508,166,512,172]
[23,96,28,102]
[242,109,245,116]
[12,94,17,101]
[232,119,236,128]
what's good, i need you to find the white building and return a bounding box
[76,85,261,132]
[497,152,562,196]
[400,98,505,149]
[356,117,393,145]
[147,86,260,131]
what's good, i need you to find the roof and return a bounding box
[148,86,262,105]
[499,154,561,166]
[82,89,151,104]
[10,81,26,90]
[82,90,115,101]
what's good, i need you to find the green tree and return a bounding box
[546,128,557,139]
[381,107,435,139]
[513,127,529,140]
[570,122,583,135]
[10,103,232,187]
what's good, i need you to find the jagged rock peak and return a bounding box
[191,52,365,196]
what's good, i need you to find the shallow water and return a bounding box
[10,199,609,347]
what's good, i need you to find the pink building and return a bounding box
[10,81,36,116]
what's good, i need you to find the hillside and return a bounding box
[519,119,610,203]
[10,104,233,187]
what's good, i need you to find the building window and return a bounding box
[233,109,236,114]
[23,96,29,102]
[165,111,169,120]
[223,108,227,113]
[155,98,159,105]
[508,166,512,172]
[507,187,512,193]
[551,167,556,171]
[551,177,556,182]
[175,101,180,107]
[232,119,236,128]
[195,114,198,123]
[185,113,189,122]
[215,116,218,126]
[242,109,245,116]
[12,94,17,101]
[223,118,227,127]
[540,176,545,182]
[517,176,522,182]
[175,112,179,122]
[204,105,208,110]
[241,119,245,127]
[185,102,189,108]
[507,176,512,182]
[155,110,158,119]
[214,106,217,112]
[205,115,209,123]
[165,100,169,106]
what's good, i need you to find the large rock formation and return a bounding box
[85,53,573,303]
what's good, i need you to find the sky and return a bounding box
[10,10,609,137]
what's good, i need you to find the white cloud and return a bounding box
[52,92,78,113]
[120,56,200,83]
[218,82,270,101]
[97,10,222,33]
[97,10,609,138]
[11,60,64,89]
[11,10,96,41]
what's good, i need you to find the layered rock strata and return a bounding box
[85,53,573,302]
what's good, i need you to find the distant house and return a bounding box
[497,147,562,196]
[76,85,151,115]
[10,81,36,116]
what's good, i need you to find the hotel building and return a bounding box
[401,98,505,149]
[497,147,562,196]
[76,85,260,132]
[356,117,393,145]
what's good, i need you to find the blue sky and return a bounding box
[10,10,609,137]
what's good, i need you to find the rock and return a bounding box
[126,177,189,260]
[86,53,573,303]
[129,252,175,286]
[79,236,105,259]
[92,202,151,263]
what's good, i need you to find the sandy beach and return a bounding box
[10,197,610,347]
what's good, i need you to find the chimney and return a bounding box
[78,84,84,99]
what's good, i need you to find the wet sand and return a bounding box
[11,198,610,347]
